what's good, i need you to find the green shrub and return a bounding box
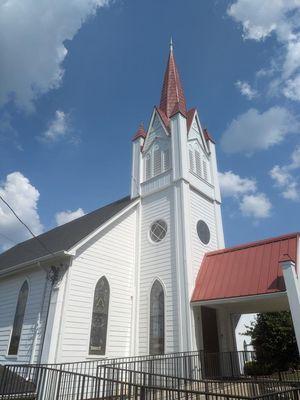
[244,360,272,376]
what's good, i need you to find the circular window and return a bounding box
[197,220,210,245]
[150,220,167,243]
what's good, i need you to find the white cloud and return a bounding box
[55,208,85,226]
[283,75,300,101]
[235,80,258,99]
[219,171,256,197]
[0,172,43,250]
[41,110,69,142]
[219,170,271,219]
[269,146,300,201]
[239,193,272,218]
[0,0,111,110]
[228,0,300,101]
[221,107,299,154]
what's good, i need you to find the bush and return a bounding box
[244,361,273,376]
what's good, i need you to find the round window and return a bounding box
[150,220,167,243]
[197,220,210,245]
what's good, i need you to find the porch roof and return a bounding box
[191,232,299,303]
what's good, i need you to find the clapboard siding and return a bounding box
[190,188,219,282]
[139,187,179,354]
[0,268,49,364]
[58,208,137,362]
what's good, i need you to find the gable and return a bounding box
[0,196,134,272]
[187,111,209,154]
[143,110,169,152]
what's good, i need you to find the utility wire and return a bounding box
[0,231,17,245]
[0,194,56,257]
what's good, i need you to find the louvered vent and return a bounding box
[195,150,202,178]
[153,147,162,176]
[203,160,208,181]
[189,149,194,172]
[163,149,170,171]
[145,155,151,180]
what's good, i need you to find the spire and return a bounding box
[159,40,187,118]
[132,122,146,141]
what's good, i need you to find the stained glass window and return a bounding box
[150,220,167,243]
[197,220,210,245]
[8,280,29,356]
[89,276,110,355]
[149,280,165,355]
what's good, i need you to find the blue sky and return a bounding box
[0,0,300,250]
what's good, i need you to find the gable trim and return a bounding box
[69,198,140,254]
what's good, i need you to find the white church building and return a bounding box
[0,45,300,366]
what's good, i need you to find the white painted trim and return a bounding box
[0,251,70,277]
[147,277,167,355]
[69,199,139,254]
[87,275,111,357]
[191,291,287,307]
[6,278,31,358]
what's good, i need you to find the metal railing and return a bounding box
[1,350,300,399]
[1,363,300,400]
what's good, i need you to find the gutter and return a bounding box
[0,250,73,278]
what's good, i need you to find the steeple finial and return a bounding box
[159,40,187,118]
[170,36,173,52]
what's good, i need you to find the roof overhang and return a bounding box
[0,250,72,278]
[191,291,289,313]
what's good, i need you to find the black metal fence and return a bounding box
[1,351,300,400]
[1,362,300,400]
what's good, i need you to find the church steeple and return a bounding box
[159,40,187,118]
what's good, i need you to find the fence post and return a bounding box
[55,368,62,400]
[0,365,7,395]
[140,386,145,400]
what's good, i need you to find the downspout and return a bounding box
[37,265,59,364]
[29,262,49,364]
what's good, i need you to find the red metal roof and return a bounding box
[132,123,147,141]
[192,233,299,303]
[159,46,187,118]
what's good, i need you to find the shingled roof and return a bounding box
[0,196,134,271]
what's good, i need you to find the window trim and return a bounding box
[88,276,110,357]
[196,220,211,246]
[7,279,30,358]
[148,278,166,355]
[148,219,168,244]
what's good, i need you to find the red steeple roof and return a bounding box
[159,42,187,118]
[132,123,147,141]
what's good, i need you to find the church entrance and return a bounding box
[191,233,300,378]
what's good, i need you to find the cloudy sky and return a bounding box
[0,0,300,251]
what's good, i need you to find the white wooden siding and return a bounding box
[0,268,49,364]
[190,188,219,282]
[139,187,179,354]
[58,208,137,362]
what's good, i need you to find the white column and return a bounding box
[131,138,143,199]
[280,258,300,354]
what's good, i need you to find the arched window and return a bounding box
[89,276,110,355]
[149,280,165,355]
[8,280,29,356]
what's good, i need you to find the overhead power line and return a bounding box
[0,194,56,258]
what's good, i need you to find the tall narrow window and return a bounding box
[149,280,165,355]
[89,276,110,355]
[8,281,29,356]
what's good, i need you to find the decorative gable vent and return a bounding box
[143,142,171,181]
[195,150,202,178]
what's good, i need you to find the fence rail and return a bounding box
[1,350,300,400]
